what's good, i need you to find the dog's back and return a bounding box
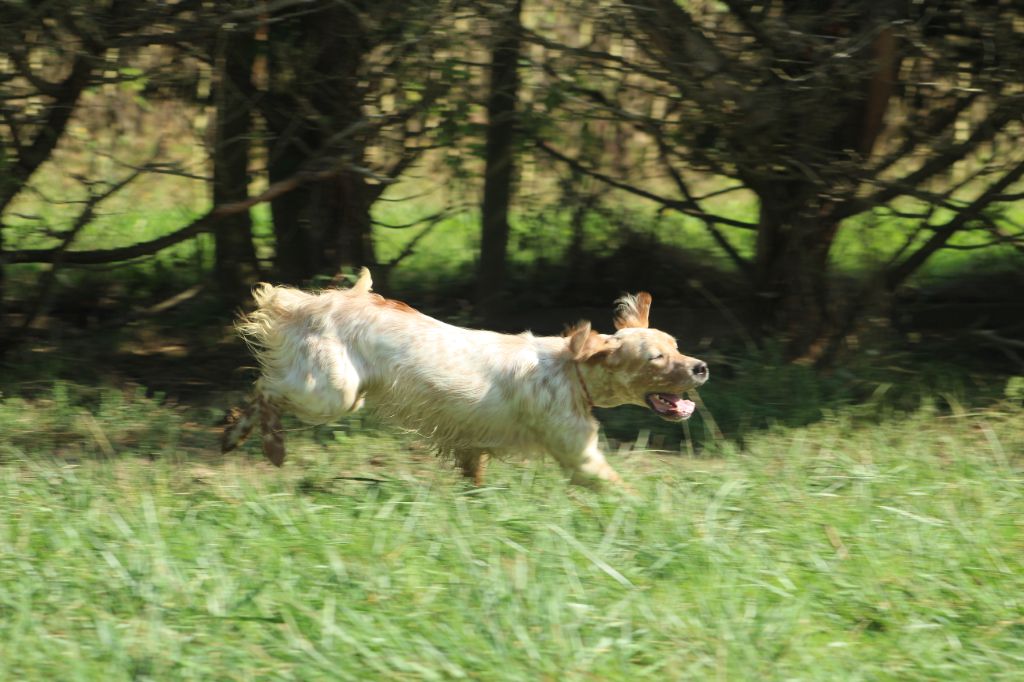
[225,269,577,463]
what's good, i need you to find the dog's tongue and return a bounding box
[670,396,696,419]
[653,393,695,418]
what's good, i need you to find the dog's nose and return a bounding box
[690,361,708,380]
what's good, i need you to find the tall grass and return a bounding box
[1,376,1021,680]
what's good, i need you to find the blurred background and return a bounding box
[1,0,1022,435]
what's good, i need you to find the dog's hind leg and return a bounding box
[259,395,286,466]
[222,386,288,466]
[222,398,258,453]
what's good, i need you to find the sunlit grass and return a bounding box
[370,193,1023,297]
[0,376,1021,679]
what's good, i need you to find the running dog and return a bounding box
[222,269,708,486]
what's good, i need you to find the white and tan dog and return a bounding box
[222,269,708,486]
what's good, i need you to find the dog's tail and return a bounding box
[238,268,373,374]
[223,269,374,466]
[221,390,286,466]
[235,283,305,374]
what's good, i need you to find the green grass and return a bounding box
[1,378,1022,680]
[371,192,1024,292]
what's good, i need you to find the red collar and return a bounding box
[574,363,594,409]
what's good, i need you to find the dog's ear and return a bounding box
[613,292,652,330]
[565,321,619,361]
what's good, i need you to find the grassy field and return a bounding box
[1,373,1022,680]
[5,152,1023,679]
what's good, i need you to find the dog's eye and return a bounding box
[649,354,664,362]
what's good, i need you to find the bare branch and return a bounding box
[718,0,779,55]
[885,158,1024,290]
[521,27,672,82]
[373,208,453,230]
[865,94,979,180]
[839,99,1024,220]
[5,165,345,266]
[14,166,148,336]
[2,55,94,214]
[536,141,757,231]
[627,0,728,78]
[651,134,753,277]
[384,212,452,269]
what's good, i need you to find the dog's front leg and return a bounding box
[569,448,623,488]
[455,450,488,486]
[549,430,624,488]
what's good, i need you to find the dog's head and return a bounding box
[566,292,708,421]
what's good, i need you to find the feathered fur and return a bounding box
[223,269,708,487]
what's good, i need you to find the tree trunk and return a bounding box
[746,21,898,362]
[264,2,373,285]
[212,25,258,299]
[752,182,840,360]
[312,172,375,270]
[266,135,317,284]
[477,0,523,317]
[0,212,5,342]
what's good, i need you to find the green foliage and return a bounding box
[5,190,1021,318]
[1004,376,1024,404]
[1,371,1021,679]
[372,201,1023,309]
[831,203,1024,279]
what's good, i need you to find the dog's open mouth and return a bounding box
[645,393,696,421]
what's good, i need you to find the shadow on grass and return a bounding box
[598,341,1021,453]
